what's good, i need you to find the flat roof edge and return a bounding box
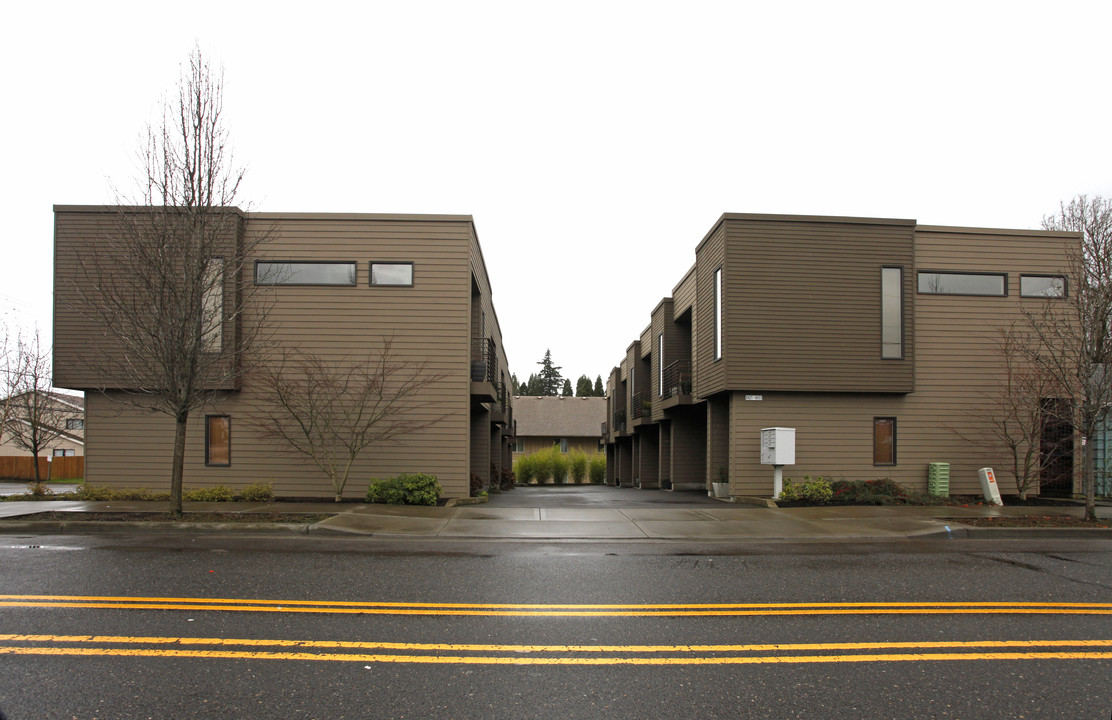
[247,211,475,223]
[916,224,1079,238]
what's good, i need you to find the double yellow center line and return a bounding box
[3,595,1112,617]
[1,634,1110,665]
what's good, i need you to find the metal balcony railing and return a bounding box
[471,337,497,384]
[631,392,645,419]
[662,360,692,398]
[613,408,626,434]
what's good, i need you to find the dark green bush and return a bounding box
[366,473,441,505]
[828,478,908,505]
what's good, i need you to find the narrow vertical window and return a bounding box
[713,266,723,361]
[206,415,231,466]
[658,333,664,397]
[881,266,903,359]
[873,417,896,465]
[201,258,224,353]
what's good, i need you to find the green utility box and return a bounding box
[927,462,950,497]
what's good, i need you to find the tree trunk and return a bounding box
[170,413,189,518]
[1083,438,1097,522]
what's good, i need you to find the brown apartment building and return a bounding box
[53,207,514,500]
[603,213,1080,498]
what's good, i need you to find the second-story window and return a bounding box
[713,266,723,361]
[370,262,414,286]
[1020,275,1066,298]
[255,262,357,286]
[658,333,664,397]
[881,267,903,359]
[917,271,1006,296]
[65,419,84,430]
[201,258,224,352]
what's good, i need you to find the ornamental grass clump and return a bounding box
[588,453,606,484]
[568,449,588,484]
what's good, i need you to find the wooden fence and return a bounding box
[0,456,85,481]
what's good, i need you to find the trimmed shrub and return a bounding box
[500,468,516,490]
[367,473,441,505]
[828,478,909,505]
[470,473,485,496]
[239,482,274,503]
[568,450,588,484]
[71,485,170,502]
[588,454,606,484]
[184,485,236,502]
[779,476,833,504]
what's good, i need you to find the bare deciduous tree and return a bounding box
[2,333,72,482]
[71,46,265,516]
[1018,195,1112,520]
[957,328,1067,500]
[250,340,446,502]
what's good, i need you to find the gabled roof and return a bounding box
[513,396,606,438]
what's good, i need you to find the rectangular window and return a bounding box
[658,333,664,397]
[559,438,568,453]
[514,439,523,453]
[206,415,231,466]
[1020,275,1066,298]
[873,417,896,465]
[713,266,723,361]
[201,258,224,352]
[881,267,903,359]
[255,262,357,286]
[52,448,75,457]
[917,271,1006,296]
[370,262,414,286]
[65,419,84,430]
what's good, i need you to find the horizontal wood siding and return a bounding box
[76,214,483,499]
[672,266,696,316]
[722,217,915,393]
[694,223,726,398]
[727,226,1078,497]
[54,207,242,390]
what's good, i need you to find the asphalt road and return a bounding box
[1,534,1110,719]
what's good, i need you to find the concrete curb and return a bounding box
[0,519,1110,541]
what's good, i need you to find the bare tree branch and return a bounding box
[1016,194,1112,519]
[65,45,267,517]
[249,339,447,502]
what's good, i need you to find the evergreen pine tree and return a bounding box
[535,349,563,396]
[575,375,592,397]
[562,379,573,396]
[593,376,604,396]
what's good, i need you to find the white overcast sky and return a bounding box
[4,0,1111,388]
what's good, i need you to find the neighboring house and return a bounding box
[511,396,606,460]
[603,212,1079,497]
[0,391,85,457]
[53,207,513,500]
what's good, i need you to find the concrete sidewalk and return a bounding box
[0,485,1108,541]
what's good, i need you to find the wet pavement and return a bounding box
[0,484,1108,541]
